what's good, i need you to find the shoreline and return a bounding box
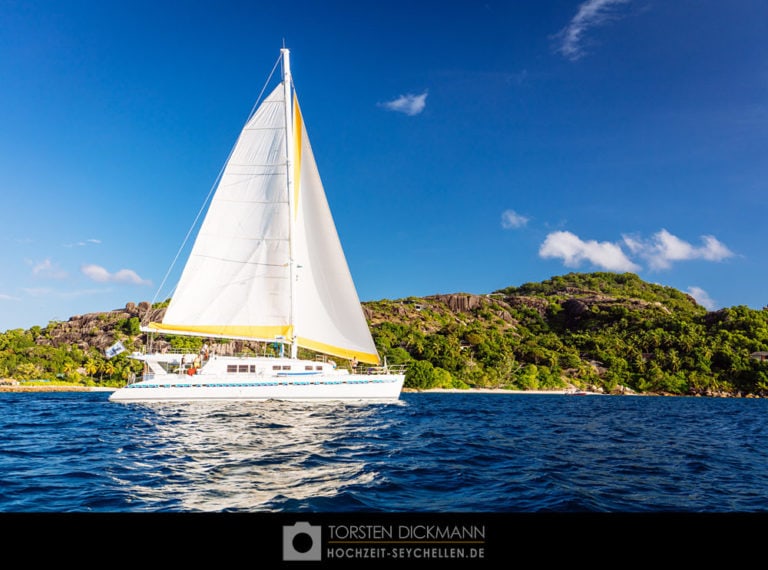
[0,385,116,392]
[403,388,603,395]
[1,385,591,395]
[3,386,567,394]
[0,385,750,398]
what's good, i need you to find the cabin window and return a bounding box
[315,366,323,370]
[238,365,248,373]
[272,365,281,371]
[250,365,256,373]
[281,365,291,370]
[305,366,313,371]
[227,365,237,373]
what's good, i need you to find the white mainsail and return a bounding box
[147,49,380,365]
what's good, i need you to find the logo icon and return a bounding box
[283,521,322,561]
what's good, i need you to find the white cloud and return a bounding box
[379,92,428,116]
[0,293,18,301]
[554,0,631,61]
[29,258,68,280]
[81,264,151,286]
[622,229,734,270]
[698,236,734,261]
[63,238,101,248]
[501,209,529,229]
[540,228,734,274]
[539,230,640,271]
[687,286,716,310]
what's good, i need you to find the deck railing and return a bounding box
[354,364,408,375]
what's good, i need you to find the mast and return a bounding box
[282,47,299,360]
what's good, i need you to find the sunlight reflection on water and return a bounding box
[114,400,392,511]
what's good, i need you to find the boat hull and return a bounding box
[108,374,405,403]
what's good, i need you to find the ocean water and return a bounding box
[2,391,767,514]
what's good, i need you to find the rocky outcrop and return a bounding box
[562,298,589,327]
[428,294,485,313]
[428,294,517,326]
[38,302,148,352]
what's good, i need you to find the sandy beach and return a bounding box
[0,385,116,392]
[403,387,579,395]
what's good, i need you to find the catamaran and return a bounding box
[109,48,405,403]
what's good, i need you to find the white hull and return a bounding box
[109,353,404,403]
[108,378,404,403]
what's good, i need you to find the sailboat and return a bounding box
[109,48,405,403]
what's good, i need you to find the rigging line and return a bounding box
[150,53,284,309]
[246,53,282,122]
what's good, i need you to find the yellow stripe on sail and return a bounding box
[298,336,380,365]
[292,94,302,220]
[147,322,293,341]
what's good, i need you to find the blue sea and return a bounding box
[2,390,767,565]
[2,390,766,514]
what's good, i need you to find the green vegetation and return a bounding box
[367,272,768,396]
[0,325,143,388]
[2,272,767,397]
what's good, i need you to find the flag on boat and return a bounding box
[105,341,126,359]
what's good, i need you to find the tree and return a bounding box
[15,362,42,381]
[516,364,539,390]
[405,360,437,389]
[84,358,99,378]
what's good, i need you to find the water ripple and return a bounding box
[2,392,768,512]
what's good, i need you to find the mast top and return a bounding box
[281,48,291,84]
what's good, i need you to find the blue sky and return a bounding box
[1,0,766,331]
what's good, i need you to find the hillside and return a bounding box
[2,272,767,396]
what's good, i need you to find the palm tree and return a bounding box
[84,358,99,379]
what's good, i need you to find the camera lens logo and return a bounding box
[283,522,322,561]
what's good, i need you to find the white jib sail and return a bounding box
[291,96,380,364]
